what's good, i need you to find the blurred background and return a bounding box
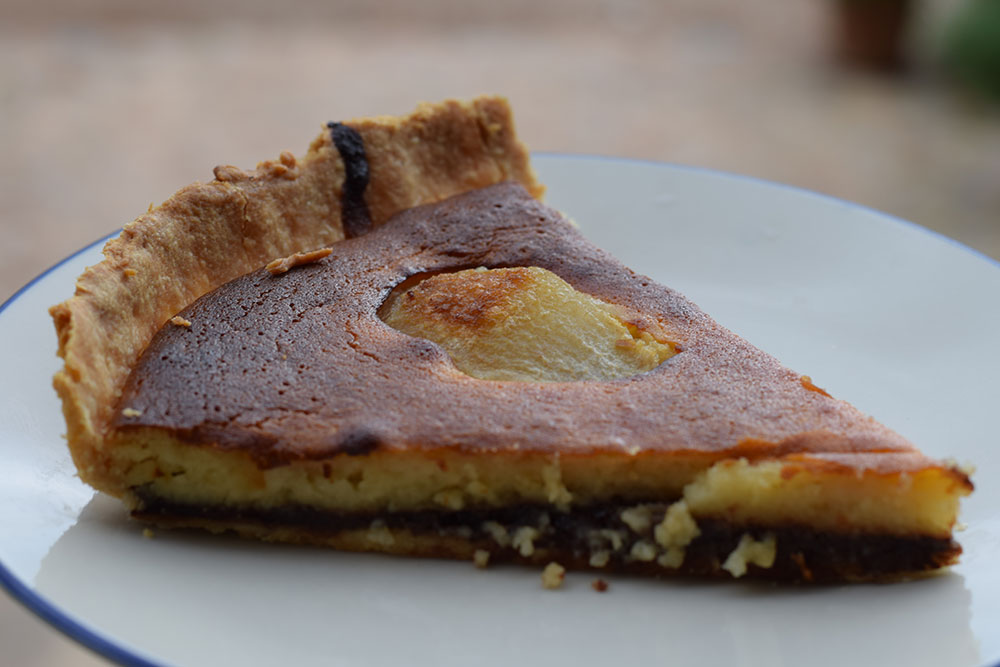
[1,0,998,664]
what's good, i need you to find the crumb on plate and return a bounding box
[541,562,566,590]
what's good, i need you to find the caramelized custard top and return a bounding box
[114,182,917,469]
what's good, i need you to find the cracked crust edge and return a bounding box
[49,95,543,498]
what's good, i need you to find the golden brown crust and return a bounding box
[51,96,540,496]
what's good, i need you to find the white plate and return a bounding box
[2,155,999,667]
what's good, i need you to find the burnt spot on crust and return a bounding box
[328,121,372,239]
[334,430,383,457]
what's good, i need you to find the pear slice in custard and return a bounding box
[380,266,675,382]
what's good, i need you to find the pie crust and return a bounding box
[51,96,540,497]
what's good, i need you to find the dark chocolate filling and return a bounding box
[327,121,372,238]
[131,491,960,583]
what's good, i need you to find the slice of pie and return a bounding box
[51,96,972,583]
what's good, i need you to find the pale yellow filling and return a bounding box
[683,458,962,536]
[114,431,966,540]
[380,266,675,382]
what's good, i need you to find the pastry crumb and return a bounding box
[366,519,395,547]
[591,528,625,552]
[620,505,653,533]
[799,375,832,398]
[482,521,510,547]
[170,316,192,327]
[588,550,610,568]
[123,268,137,277]
[591,578,609,592]
[512,526,540,557]
[266,247,333,275]
[653,500,700,568]
[213,164,246,182]
[541,562,565,590]
[473,549,491,569]
[142,528,155,539]
[121,407,143,418]
[630,540,657,562]
[722,533,777,578]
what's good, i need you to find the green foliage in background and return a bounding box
[944,0,1000,100]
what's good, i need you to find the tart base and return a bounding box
[130,496,961,584]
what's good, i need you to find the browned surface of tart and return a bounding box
[115,181,933,468]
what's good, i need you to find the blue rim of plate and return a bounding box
[0,155,997,667]
[0,230,161,666]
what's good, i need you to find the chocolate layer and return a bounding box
[131,491,960,583]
